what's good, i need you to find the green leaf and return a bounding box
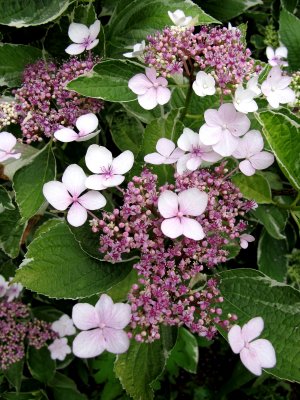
[0,186,15,211]
[256,111,300,190]
[197,0,262,21]
[13,143,56,223]
[258,228,288,281]
[218,268,300,383]
[281,0,298,13]
[251,205,288,240]
[107,269,138,302]
[3,143,39,180]
[114,326,176,400]
[0,207,26,258]
[73,4,96,25]
[27,347,55,384]
[0,44,43,87]
[48,372,87,400]
[67,59,143,102]
[2,392,48,400]
[3,359,24,392]
[232,173,272,204]
[106,0,218,57]
[69,222,103,261]
[15,221,132,299]
[168,327,199,373]
[0,0,72,27]
[122,101,161,124]
[279,9,300,70]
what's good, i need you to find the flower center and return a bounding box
[191,145,204,157]
[99,323,106,329]
[101,165,114,179]
[177,211,184,218]
[83,36,93,48]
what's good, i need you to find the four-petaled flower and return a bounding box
[123,41,145,59]
[48,338,72,361]
[128,67,171,110]
[43,164,106,227]
[85,145,134,190]
[239,233,255,249]
[52,314,76,337]
[176,128,222,174]
[72,294,132,358]
[199,103,250,157]
[261,66,295,108]
[0,132,21,163]
[228,317,276,376]
[233,85,258,114]
[192,71,216,97]
[65,20,100,55]
[232,130,274,176]
[158,188,208,240]
[6,280,23,302]
[168,9,193,27]
[266,46,288,67]
[54,113,99,143]
[144,138,184,165]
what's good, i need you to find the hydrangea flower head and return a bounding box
[158,188,208,240]
[144,138,184,165]
[51,314,76,337]
[228,317,276,376]
[48,338,71,361]
[0,132,21,163]
[199,103,250,156]
[266,46,288,67]
[72,294,131,358]
[192,72,216,97]
[54,113,99,143]
[43,164,106,227]
[232,130,275,176]
[128,67,171,110]
[65,20,100,55]
[261,66,295,108]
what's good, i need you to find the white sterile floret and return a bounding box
[123,41,145,59]
[266,46,288,67]
[144,138,184,165]
[192,72,216,97]
[168,10,193,27]
[52,314,76,337]
[261,66,295,108]
[48,338,72,361]
[54,113,99,143]
[233,85,258,114]
[65,20,100,55]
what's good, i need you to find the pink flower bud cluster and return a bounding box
[13,57,103,143]
[91,166,249,342]
[0,299,57,370]
[144,25,256,90]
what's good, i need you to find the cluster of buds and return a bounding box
[0,98,18,130]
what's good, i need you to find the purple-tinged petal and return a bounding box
[112,150,134,175]
[85,145,113,173]
[54,128,77,143]
[199,124,222,146]
[73,329,106,358]
[95,294,114,324]
[201,151,223,163]
[138,88,158,110]
[227,112,251,137]
[76,113,98,134]
[239,159,256,176]
[156,86,171,105]
[213,130,239,157]
[128,74,152,95]
[62,164,86,197]
[101,174,125,188]
[177,128,199,151]
[86,39,99,51]
[186,156,201,171]
[76,130,99,142]
[145,67,157,83]
[67,202,87,227]
[108,303,132,329]
[156,138,175,157]
[144,153,166,165]
[266,47,275,60]
[176,154,191,175]
[85,174,107,190]
[218,103,237,124]
[204,108,222,127]
[78,191,106,210]
[228,325,245,354]
[158,190,179,218]
[68,23,89,43]
[249,339,276,369]
[181,217,205,240]
[43,181,72,211]
[65,43,86,55]
[103,327,130,354]
[72,303,99,330]
[89,20,101,41]
[0,132,17,152]
[275,46,287,59]
[233,130,264,159]
[178,188,208,216]
[242,317,264,342]
[240,347,262,376]
[249,152,274,170]
[161,217,183,238]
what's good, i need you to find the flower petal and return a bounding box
[145,67,157,83]
[78,191,106,210]
[156,138,175,157]
[161,217,183,238]
[96,294,131,329]
[158,190,179,218]
[176,154,191,174]
[156,86,171,105]
[85,145,113,173]
[213,130,238,157]
[112,150,134,175]
[201,151,222,163]
[242,317,264,342]
[144,153,166,165]
[181,217,205,240]
[177,128,199,151]
[72,303,99,330]
[128,74,152,95]
[227,111,251,137]
[76,113,98,134]
[138,88,158,110]
[67,202,87,227]
[85,174,107,190]
[43,181,72,211]
[239,159,256,176]
[54,128,77,143]
[65,43,86,55]
[103,327,130,354]
[249,152,274,170]
[89,20,101,41]
[101,174,125,188]
[76,130,99,142]
[178,188,208,216]
[0,132,17,152]
[275,46,287,59]
[62,164,86,196]
[240,347,262,376]
[266,46,275,60]
[249,339,276,369]
[86,39,99,51]
[233,130,264,158]
[73,329,106,358]
[68,23,89,43]
[228,325,245,354]
[186,156,201,171]
[204,109,222,127]
[95,294,114,324]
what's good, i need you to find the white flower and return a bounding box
[233,85,258,114]
[123,41,145,59]
[65,20,100,55]
[261,66,295,108]
[232,130,274,176]
[128,67,171,110]
[0,132,21,163]
[247,76,261,96]
[0,275,8,297]
[144,138,184,165]
[54,113,99,143]
[85,145,134,190]
[176,128,222,174]
[192,72,216,97]
[48,338,72,361]
[228,22,237,32]
[52,314,76,337]
[6,280,23,302]
[168,10,193,27]
[239,234,255,249]
[228,317,276,376]
[43,164,106,227]
[266,46,288,67]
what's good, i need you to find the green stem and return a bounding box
[180,83,193,120]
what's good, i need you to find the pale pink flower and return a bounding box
[261,66,295,108]
[232,130,274,176]
[72,294,131,358]
[176,128,222,174]
[144,138,184,165]
[239,234,255,249]
[158,188,208,240]
[48,338,72,361]
[6,280,23,302]
[0,275,8,297]
[199,103,250,157]
[266,46,288,67]
[168,10,193,27]
[85,145,134,190]
[128,67,171,110]
[43,164,106,227]
[0,132,21,163]
[247,76,261,96]
[65,20,100,55]
[192,71,216,97]
[52,314,76,337]
[228,317,276,376]
[54,113,99,143]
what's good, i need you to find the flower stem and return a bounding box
[223,166,239,180]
